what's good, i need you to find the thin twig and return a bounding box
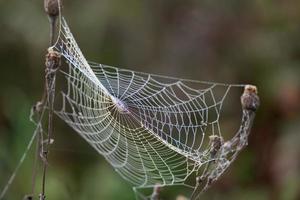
[49,17,57,46]
[1,1,61,199]
[39,1,61,200]
[39,49,61,200]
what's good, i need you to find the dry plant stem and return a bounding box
[38,1,61,200]
[26,73,48,200]
[151,185,161,200]
[39,50,61,200]
[190,136,223,200]
[48,16,57,46]
[190,176,204,200]
[190,85,260,200]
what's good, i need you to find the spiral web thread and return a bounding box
[53,17,255,199]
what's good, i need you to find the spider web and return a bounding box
[53,17,255,199]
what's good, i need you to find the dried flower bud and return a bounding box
[209,135,223,157]
[241,85,260,111]
[45,48,61,71]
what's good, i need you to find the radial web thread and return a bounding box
[53,17,255,199]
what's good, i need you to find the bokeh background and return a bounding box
[1,0,300,199]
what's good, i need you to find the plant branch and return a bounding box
[26,1,62,200]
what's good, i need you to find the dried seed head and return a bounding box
[209,135,223,150]
[44,0,62,17]
[244,85,258,94]
[209,135,223,157]
[45,48,61,71]
[241,85,260,111]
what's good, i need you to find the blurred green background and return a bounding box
[0,0,300,199]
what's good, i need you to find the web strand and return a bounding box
[52,17,255,198]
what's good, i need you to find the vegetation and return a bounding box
[0,0,299,199]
